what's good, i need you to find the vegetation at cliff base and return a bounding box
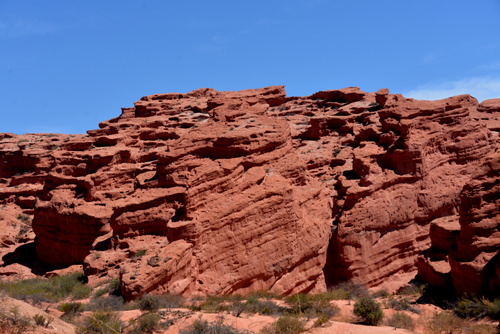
[353,295,384,325]
[0,272,91,303]
[180,318,246,334]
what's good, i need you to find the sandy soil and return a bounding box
[1,295,498,334]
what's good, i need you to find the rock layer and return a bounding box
[0,87,498,299]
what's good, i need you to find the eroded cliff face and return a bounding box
[0,87,498,299]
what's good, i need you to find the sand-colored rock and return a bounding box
[0,86,498,299]
[0,296,76,333]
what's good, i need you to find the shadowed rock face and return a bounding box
[0,86,498,299]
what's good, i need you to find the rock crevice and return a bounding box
[0,86,498,299]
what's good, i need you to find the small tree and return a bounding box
[353,296,384,325]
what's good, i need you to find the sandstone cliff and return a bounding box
[0,87,498,299]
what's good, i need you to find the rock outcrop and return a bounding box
[0,86,498,299]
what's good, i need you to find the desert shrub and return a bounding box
[486,298,500,320]
[454,298,489,318]
[230,301,247,317]
[131,249,147,260]
[246,291,278,299]
[129,312,161,334]
[311,300,339,320]
[33,313,53,328]
[59,302,85,319]
[0,307,32,334]
[138,294,162,312]
[158,293,184,309]
[17,214,30,222]
[425,311,465,334]
[94,278,121,298]
[396,282,426,297]
[327,281,368,300]
[189,295,241,313]
[371,289,390,298]
[313,315,330,327]
[284,294,339,320]
[353,296,384,325]
[260,316,305,334]
[77,311,124,334]
[86,295,125,312]
[72,283,93,300]
[325,286,350,300]
[386,312,415,331]
[464,323,498,334]
[94,287,109,298]
[108,278,121,293]
[180,318,245,334]
[387,296,420,314]
[0,272,91,302]
[49,272,90,298]
[285,294,311,314]
[135,293,184,312]
[453,297,500,321]
[242,297,285,316]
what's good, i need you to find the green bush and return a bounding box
[180,318,245,334]
[386,312,415,331]
[260,316,305,334]
[454,298,489,318]
[0,272,91,303]
[453,297,500,321]
[353,296,384,325]
[77,311,124,334]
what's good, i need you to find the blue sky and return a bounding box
[1,0,500,134]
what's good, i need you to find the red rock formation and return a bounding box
[0,86,498,299]
[418,149,499,296]
[417,100,500,297]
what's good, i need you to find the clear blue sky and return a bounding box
[2,0,500,134]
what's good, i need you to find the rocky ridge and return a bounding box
[0,86,498,300]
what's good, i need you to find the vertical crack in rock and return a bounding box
[0,87,498,298]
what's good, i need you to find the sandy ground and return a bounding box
[1,295,498,333]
